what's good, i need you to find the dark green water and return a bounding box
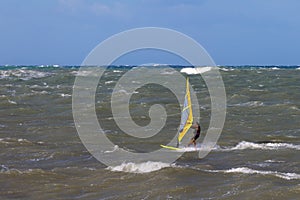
[0,66,299,199]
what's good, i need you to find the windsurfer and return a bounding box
[188,122,201,147]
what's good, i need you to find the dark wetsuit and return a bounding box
[192,125,201,141]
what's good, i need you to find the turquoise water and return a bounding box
[0,65,299,199]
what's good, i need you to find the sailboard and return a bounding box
[161,77,193,150]
[160,144,181,151]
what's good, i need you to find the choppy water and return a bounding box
[0,65,299,199]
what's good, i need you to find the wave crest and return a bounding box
[207,167,300,180]
[180,67,212,74]
[106,161,171,173]
[223,141,300,151]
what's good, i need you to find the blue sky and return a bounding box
[1,0,300,65]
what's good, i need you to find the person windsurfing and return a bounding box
[188,122,201,147]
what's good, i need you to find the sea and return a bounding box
[0,65,299,199]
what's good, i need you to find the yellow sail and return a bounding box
[177,77,193,143]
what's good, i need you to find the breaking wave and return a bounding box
[0,137,44,145]
[206,167,300,180]
[106,161,171,173]
[0,69,52,80]
[180,67,212,74]
[222,141,300,151]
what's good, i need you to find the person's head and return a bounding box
[192,122,200,129]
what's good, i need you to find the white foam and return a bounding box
[0,71,10,79]
[160,69,176,75]
[177,146,199,152]
[220,68,229,71]
[248,89,265,92]
[207,167,300,180]
[231,101,264,107]
[31,90,49,95]
[0,165,10,173]
[8,99,17,104]
[141,63,170,67]
[176,144,220,152]
[71,70,98,77]
[0,166,47,174]
[0,69,52,80]
[114,89,130,95]
[22,70,52,80]
[220,68,234,72]
[224,141,300,151]
[154,63,167,67]
[60,93,71,97]
[104,145,119,153]
[289,106,300,111]
[105,80,115,84]
[0,137,43,145]
[265,160,285,163]
[106,161,171,173]
[180,67,212,75]
[271,67,280,70]
[17,138,29,142]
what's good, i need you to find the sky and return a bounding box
[1,0,300,66]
